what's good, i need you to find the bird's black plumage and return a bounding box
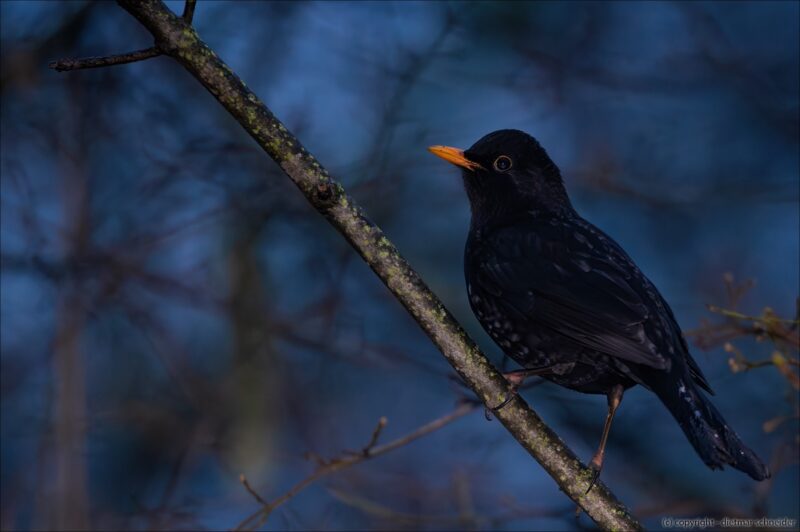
[430,129,769,481]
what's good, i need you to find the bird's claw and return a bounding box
[574,467,600,519]
[484,368,549,420]
[492,389,518,411]
[585,462,602,494]
[485,385,519,419]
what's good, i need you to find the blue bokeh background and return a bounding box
[1,1,798,530]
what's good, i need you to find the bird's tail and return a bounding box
[655,376,770,480]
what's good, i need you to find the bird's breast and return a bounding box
[466,280,556,369]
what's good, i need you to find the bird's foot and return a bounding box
[485,368,551,419]
[585,456,603,494]
[485,384,520,419]
[573,461,603,517]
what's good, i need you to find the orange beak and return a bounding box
[428,145,485,171]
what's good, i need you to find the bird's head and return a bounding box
[429,129,572,221]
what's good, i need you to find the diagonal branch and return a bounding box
[51,1,642,529]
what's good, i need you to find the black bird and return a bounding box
[429,129,770,485]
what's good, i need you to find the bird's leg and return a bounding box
[586,384,624,494]
[488,367,552,416]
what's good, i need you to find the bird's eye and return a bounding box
[493,155,512,172]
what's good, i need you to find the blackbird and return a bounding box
[429,129,770,485]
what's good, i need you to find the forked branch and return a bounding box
[236,403,477,531]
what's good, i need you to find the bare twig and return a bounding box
[47,0,197,72]
[688,275,799,355]
[706,305,800,326]
[235,402,478,531]
[182,0,197,22]
[358,416,387,456]
[239,474,267,506]
[688,275,799,512]
[688,280,799,389]
[49,47,161,72]
[51,2,643,529]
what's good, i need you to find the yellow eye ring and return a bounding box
[493,155,512,172]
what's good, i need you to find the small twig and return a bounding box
[235,402,477,531]
[361,416,387,456]
[707,305,800,325]
[49,0,199,72]
[239,474,267,506]
[302,451,327,467]
[690,300,800,352]
[721,272,754,309]
[49,47,161,72]
[762,412,800,434]
[182,0,197,22]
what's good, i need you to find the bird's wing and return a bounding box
[474,217,711,391]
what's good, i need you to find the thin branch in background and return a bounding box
[688,274,799,356]
[691,283,799,387]
[686,273,800,510]
[235,402,478,531]
[47,0,199,72]
[355,416,388,456]
[48,47,161,72]
[239,475,267,506]
[689,306,799,386]
[722,272,755,309]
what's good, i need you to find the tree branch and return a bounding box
[48,46,160,72]
[236,403,478,531]
[52,1,643,529]
[47,0,198,72]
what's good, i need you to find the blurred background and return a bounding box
[1,1,798,530]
